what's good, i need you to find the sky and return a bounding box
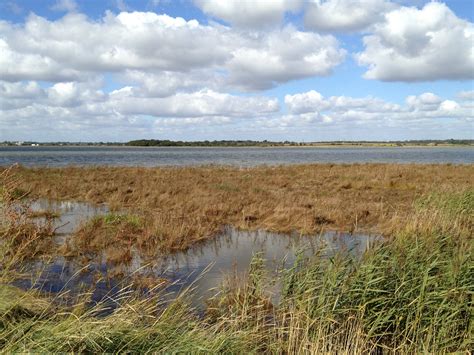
[0,0,473,142]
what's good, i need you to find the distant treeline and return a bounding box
[126,139,297,147]
[125,139,474,147]
[1,139,472,147]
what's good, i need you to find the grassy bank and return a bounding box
[0,165,472,352]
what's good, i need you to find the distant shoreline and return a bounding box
[1,140,473,149]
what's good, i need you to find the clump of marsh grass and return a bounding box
[0,278,262,353]
[28,209,60,219]
[414,188,473,233]
[206,254,274,326]
[61,213,146,263]
[0,166,56,267]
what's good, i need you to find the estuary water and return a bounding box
[1,146,473,166]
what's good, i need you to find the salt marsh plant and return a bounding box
[0,166,56,265]
[0,165,472,352]
[13,163,474,254]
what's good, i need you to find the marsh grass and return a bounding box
[12,163,474,254]
[28,209,61,219]
[1,165,473,352]
[58,212,157,265]
[0,167,57,265]
[203,189,473,352]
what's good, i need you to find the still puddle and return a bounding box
[17,200,381,311]
[29,199,109,235]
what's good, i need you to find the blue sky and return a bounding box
[0,0,473,142]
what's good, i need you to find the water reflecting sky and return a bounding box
[1,146,473,166]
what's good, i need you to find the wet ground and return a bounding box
[16,200,381,311]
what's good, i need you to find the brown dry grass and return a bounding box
[0,166,56,263]
[12,164,474,254]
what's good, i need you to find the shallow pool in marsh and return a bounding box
[29,199,109,235]
[18,200,381,311]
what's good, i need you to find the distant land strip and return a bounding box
[1,139,473,147]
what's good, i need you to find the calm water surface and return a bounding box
[1,146,473,166]
[18,200,380,311]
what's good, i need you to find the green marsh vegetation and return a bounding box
[0,165,473,352]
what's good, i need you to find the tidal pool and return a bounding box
[18,200,381,311]
[29,199,109,235]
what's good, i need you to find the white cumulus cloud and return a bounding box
[0,80,281,141]
[284,90,329,113]
[305,0,395,32]
[227,27,345,90]
[194,0,303,28]
[284,90,472,124]
[355,2,474,81]
[0,12,344,90]
[107,89,279,117]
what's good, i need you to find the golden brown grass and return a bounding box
[12,163,474,255]
[0,167,56,263]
